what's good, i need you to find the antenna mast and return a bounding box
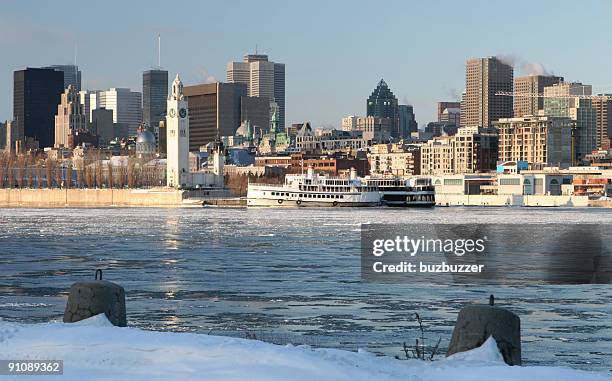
[157,34,161,68]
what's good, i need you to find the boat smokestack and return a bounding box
[349,167,357,180]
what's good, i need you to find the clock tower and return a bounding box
[166,74,189,188]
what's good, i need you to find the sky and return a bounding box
[1,0,612,128]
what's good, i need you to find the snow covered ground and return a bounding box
[0,314,609,381]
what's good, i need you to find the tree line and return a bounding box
[0,152,165,189]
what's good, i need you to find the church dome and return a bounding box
[136,130,156,158]
[136,130,156,144]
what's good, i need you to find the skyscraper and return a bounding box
[42,65,82,91]
[591,95,612,149]
[184,82,247,151]
[398,104,418,136]
[543,82,596,161]
[462,57,513,127]
[513,75,564,117]
[143,70,168,131]
[97,88,143,136]
[367,79,400,138]
[54,85,87,148]
[437,101,461,122]
[227,53,285,129]
[13,68,64,148]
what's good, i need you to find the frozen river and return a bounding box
[0,207,610,371]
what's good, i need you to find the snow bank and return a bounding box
[0,315,608,381]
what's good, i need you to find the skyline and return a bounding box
[2,0,612,128]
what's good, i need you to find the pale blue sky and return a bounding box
[1,0,612,127]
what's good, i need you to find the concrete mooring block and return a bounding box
[446,295,521,365]
[63,270,126,327]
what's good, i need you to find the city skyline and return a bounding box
[1,0,612,128]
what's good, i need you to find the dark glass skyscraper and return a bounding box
[367,79,400,138]
[42,65,82,91]
[398,104,418,136]
[13,68,64,148]
[143,70,169,130]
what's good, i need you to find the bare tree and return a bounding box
[107,161,114,189]
[66,163,73,189]
[0,153,6,188]
[45,159,54,188]
[7,158,14,188]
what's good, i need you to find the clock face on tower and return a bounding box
[169,108,176,118]
[179,108,187,118]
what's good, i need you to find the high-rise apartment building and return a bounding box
[341,116,359,131]
[13,68,64,148]
[591,95,612,149]
[54,85,88,148]
[97,88,143,136]
[42,65,82,91]
[420,126,498,175]
[494,116,574,168]
[513,75,563,117]
[184,82,247,151]
[543,82,597,161]
[143,70,168,132]
[227,53,285,129]
[367,79,401,138]
[462,57,513,127]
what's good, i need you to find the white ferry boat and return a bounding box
[364,177,435,207]
[247,167,381,207]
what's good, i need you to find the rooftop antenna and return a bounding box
[157,33,161,68]
[255,44,258,54]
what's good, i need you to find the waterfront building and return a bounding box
[398,105,418,136]
[42,64,82,91]
[543,82,597,161]
[420,126,498,175]
[143,69,169,135]
[367,79,401,138]
[54,85,88,148]
[0,122,4,150]
[227,53,285,129]
[462,57,513,127]
[437,101,461,122]
[97,88,143,136]
[513,74,563,117]
[494,116,574,168]
[295,127,370,153]
[184,82,246,151]
[13,68,64,148]
[591,94,612,149]
[368,143,421,176]
[255,152,370,177]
